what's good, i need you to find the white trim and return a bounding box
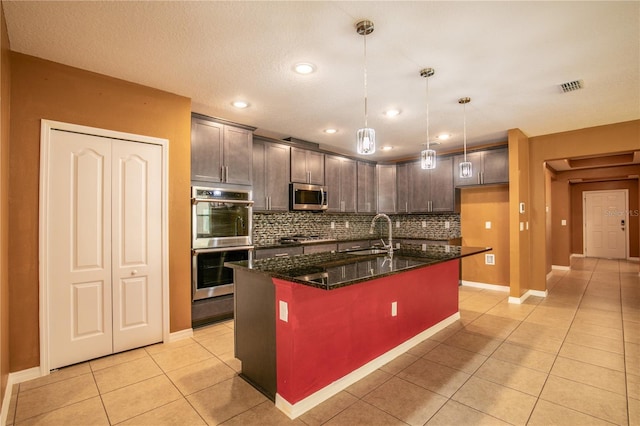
[570,253,585,258]
[628,257,639,261]
[509,289,548,304]
[275,312,461,419]
[168,328,194,342]
[39,120,170,375]
[552,265,570,271]
[460,280,509,292]
[1,367,43,425]
[546,271,554,280]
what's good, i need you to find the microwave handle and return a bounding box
[321,187,326,206]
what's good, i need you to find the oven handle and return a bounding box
[192,246,255,256]
[192,198,254,205]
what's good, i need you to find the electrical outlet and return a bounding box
[345,221,349,228]
[396,221,400,228]
[485,221,492,229]
[421,244,427,251]
[444,221,450,229]
[485,254,495,265]
[422,221,426,228]
[391,301,397,317]
[561,219,567,226]
[520,222,524,231]
[279,301,288,322]
[331,221,335,229]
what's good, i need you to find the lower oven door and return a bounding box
[192,246,253,301]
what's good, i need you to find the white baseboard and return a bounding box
[628,257,639,262]
[509,289,548,304]
[275,312,461,419]
[552,265,570,271]
[168,328,193,342]
[546,270,554,280]
[460,280,509,292]
[1,367,42,425]
[570,253,584,258]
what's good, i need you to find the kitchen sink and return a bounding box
[345,248,388,255]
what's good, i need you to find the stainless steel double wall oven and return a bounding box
[191,186,253,325]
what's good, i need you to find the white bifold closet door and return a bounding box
[47,129,162,369]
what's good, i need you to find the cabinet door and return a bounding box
[324,155,342,213]
[357,162,376,213]
[307,151,325,185]
[265,143,291,211]
[429,156,454,212]
[409,162,431,212]
[252,141,268,211]
[453,151,483,187]
[223,126,252,185]
[482,148,509,184]
[341,159,357,213]
[191,118,223,183]
[376,164,396,213]
[396,163,410,213]
[290,147,308,183]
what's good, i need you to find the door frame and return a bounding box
[582,189,629,259]
[39,119,169,375]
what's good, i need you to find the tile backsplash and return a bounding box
[253,211,460,246]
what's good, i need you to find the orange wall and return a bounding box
[8,53,192,371]
[0,2,10,401]
[550,178,571,266]
[460,186,510,286]
[529,120,640,291]
[570,180,639,257]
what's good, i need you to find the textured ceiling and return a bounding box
[4,1,639,161]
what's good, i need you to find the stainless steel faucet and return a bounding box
[369,213,393,254]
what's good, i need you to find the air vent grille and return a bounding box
[560,79,584,93]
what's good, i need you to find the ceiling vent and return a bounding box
[560,79,584,93]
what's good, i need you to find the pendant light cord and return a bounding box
[425,75,430,150]
[363,30,368,128]
[463,101,467,162]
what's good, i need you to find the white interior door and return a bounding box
[584,190,628,259]
[112,140,163,352]
[47,129,162,369]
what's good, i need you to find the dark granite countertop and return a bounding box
[227,245,490,290]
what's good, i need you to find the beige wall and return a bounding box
[529,120,640,291]
[461,186,510,286]
[8,53,192,371]
[550,177,571,266]
[0,1,10,401]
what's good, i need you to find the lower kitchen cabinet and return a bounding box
[303,243,337,254]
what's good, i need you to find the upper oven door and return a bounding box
[192,199,252,249]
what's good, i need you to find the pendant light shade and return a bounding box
[356,20,375,155]
[420,68,436,169]
[458,97,473,178]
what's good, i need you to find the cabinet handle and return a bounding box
[225,166,229,182]
[307,171,311,183]
[405,202,408,212]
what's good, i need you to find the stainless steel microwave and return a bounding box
[290,183,328,211]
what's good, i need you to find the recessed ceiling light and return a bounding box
[232,100,249,109]
[324,128,337,134]
[384,109,401,117]
[294,63,316,74]
[381,146,393,151]
[436,134,450,140]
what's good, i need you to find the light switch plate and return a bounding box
[561,219,567,226]
[445,221,450,229]
[485,221,492,229]
[331,221,335,229]
[422,221,426,228]
[520,222,524,231]
[519,202,525,213]
[396,221,400,228]
[345,221,349,228]
[391,301,397,317]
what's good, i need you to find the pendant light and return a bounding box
[458,97,473,178]
[356,20,375,155]
[420,68,436,169]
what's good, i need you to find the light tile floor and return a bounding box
[6,257,639,425]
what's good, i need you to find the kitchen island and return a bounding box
[226,244,490,419]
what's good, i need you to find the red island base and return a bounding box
[273,259,460,418]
